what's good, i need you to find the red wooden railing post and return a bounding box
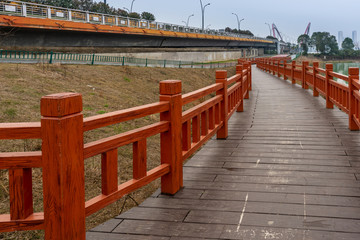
[159,80,183,194]
[248,63,252,91]
[313,62,319,97]
[348,67,360,130]
[283,60,288,80]
[325,64,334,109]
[268,59,271,73]
[216,70,228,139]
[243,63,250,99]
[304,61,309,89]
[236,65,244,112]
[291,61,296,84]
[272,60,275,75]
[41,93,85,240]
[277,60,280,77]
[302,61,309,89]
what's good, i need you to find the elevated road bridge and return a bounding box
[0,1,276,50]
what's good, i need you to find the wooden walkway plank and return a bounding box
[87,66,360,239]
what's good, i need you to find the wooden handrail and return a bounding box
[83,102,169,131]
[329,71,349,82]
[0,152,42,169]
[0,122,41,139]
[84,121,170,159]
[182,83,222,105]
[0,59,252,238]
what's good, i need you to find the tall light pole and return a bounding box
[231,13,243,32]
[200,0,210,31]
[265,22,271,37]
[183,14,194,27]
[130,0,135,13]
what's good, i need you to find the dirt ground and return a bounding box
[0,63,236,239]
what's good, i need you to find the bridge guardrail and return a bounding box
[256,58,360,130]
[0,60,252,239]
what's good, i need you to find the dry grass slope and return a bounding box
[0,63,235,239]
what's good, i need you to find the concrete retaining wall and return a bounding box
[100,49,259,62]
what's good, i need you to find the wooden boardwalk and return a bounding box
[87,66,360,240]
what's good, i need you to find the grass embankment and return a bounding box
[0,63,235,239]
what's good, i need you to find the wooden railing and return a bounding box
[256,58,360,130]
[0,60,251,239]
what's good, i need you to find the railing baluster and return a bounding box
[201,110,209,136]
[209,106,215,130]
[133,139,147,179]
[215,103,220,125]
[182,120,191,151]
[192,115,200,143]
[9,168,33,220]
[102,149,118,194]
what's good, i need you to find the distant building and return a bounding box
[338,31,344,49]
[352,31,358,49]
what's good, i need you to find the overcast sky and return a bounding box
[98,0,360,43]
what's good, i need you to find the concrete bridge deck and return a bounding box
[86,66,360,240]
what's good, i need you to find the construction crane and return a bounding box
[304,22,311,35]
[272,23,283,41]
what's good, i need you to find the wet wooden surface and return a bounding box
[87,66,360,240]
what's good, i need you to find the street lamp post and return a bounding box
[200,0,210,31]
[184,14,194,27]
[231,13,244,32]
[130,0,135,13]
[239,18,244,32]
[265,22,271,37]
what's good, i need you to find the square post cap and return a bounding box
[216,70,227,80]
[41,93,82,117]
[160,80,182,95]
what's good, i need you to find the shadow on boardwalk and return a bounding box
[87,66,360,240]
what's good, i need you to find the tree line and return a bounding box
[21,0,156,20]
[224,27,253,36]
[298,32,359,58]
